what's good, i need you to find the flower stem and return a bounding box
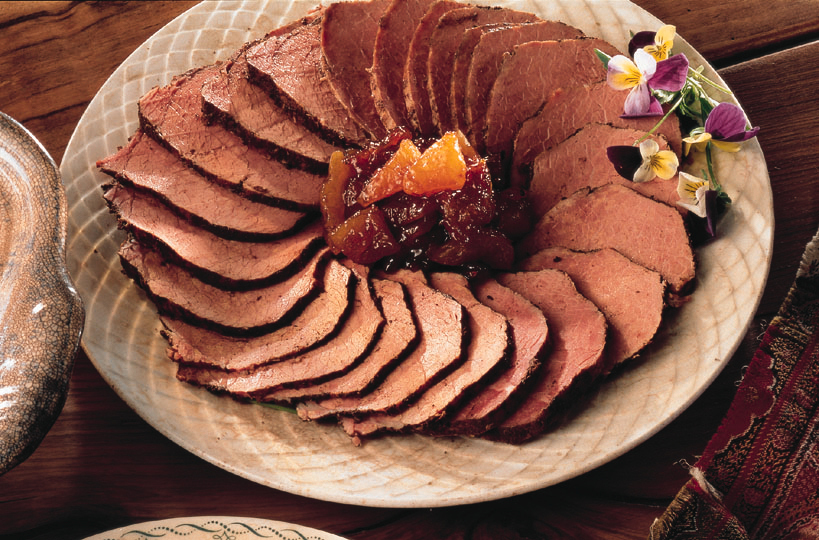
[705,142,719,189]
[688,67,733,95]
[634,93,685,145]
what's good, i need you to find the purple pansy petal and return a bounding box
[704,189,719,237]
[623,83,652,116]
[720,126,761,143]
[621,94,664,118]
[704,102,747,139]
[628,30,656,57]
[607,145,643,180]
[649,53,689,91]
[705,102,760,142]
[685,189,721,243]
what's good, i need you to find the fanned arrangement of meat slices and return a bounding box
[97,0,697,445]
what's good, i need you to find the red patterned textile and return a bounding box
[650,229,819,540]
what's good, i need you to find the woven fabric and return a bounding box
[650,227,819,540]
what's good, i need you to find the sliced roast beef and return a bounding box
[163,259,355,371]
[246,18,369,146]
[483,38,619,164]
[119,239,329,337]
[371,0,437,130]
[404,0,463,136]
[463,22,585,151]
[519,247,666,370]
[104,184,324,289]
[176,263,383,395]
[433,277,548,436]
[97,130,310,241]
[518,184,696,293]
[201,47,339,172]
[341,271,511,441]
[453,21,582,137]
[321,0,390,140]
[273,278,418,405]
[138,65,323,210]
[449,23,507,134]
[490,269,608,444]
[526,123,681,216]
[302,269,467,419]
[426,6,538,134]
[510,81,683,185]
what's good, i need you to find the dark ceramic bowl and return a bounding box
[0,111,85,475]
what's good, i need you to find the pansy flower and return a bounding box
[676,171,721,237]
[607,49,689,116]
[683,102,760,155]
[629,25,677,61]
[608,139,679,183]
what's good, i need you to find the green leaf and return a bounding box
[653,89,678,105]
[699,96,715,121]
[254,401,298,414]
[594,48,611,68]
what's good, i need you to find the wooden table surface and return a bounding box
[2,1,818,538]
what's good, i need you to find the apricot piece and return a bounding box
[321,151,356,232]
[454,130,480,164]
[352,127,412,173]
[327,205,401,264]
[404,132,467,196]
[358,138,421,207]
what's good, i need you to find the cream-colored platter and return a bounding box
[61,0,772,507]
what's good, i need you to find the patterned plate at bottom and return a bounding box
[84,517,348,540]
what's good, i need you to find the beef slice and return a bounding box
[519,247,666,369]
[138,65,324,210]
[510,80,683,185]
[246,18,369,146]
[526,123,681,216]
[163,259,355,371]
[97,130,309,241]
[341,271,511,441]
[433,277,548,436]
[462,20,583,151]
[371,0,438,130]
[321,0,391,139]
[491,269,607,443]
[518,184,696,294]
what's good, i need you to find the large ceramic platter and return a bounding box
[61,0,773,507]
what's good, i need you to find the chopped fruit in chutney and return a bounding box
[357,138,421,206]
[403,132,467,196]
[320,129,533,271]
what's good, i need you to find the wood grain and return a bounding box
[0,1,197,163]
[634,0,819,64]
[720,42,819,314]
[0,1,817,538]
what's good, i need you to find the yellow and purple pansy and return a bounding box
[676,171,720,237]
[606,49,689,117]
[597,24,759,241]
[683,102,760,155]
[628,25,677,61]
[607,139,679,183]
